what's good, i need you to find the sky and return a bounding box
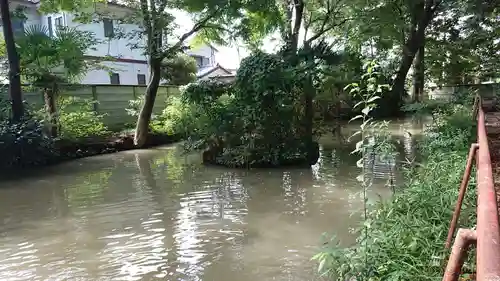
[214,46,247,69]
[173,10,279,69]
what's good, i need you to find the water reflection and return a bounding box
[0,119,423,281]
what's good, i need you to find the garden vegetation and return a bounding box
[312,96,478,280]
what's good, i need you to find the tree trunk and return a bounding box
[134,59,162,147]
[303,45,318,165]
[412,41,425,102]
[304,78,314,147]
[43,86,58,137]
[411,0,425,102]
[0,0,24,121]
[391,0,437,97]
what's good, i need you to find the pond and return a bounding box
[0,118,424,281]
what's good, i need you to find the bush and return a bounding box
[0,117,57,169]
[152,95,201,137]
[56,96,109,140]
[178,53,317,168]
[313,104,477,280]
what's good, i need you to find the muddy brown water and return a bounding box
[0,119,424,281]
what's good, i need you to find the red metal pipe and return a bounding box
[446,143,479,249]
[475,103,500,281]
[442,228,477,281]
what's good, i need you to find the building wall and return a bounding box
[80,61,150,85]
[64,6,147,61]
[2,1,218,85]
[186,45,216,67]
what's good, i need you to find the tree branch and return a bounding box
[306,17,352,44]
[303,0,349,44]
[161,9,220,58]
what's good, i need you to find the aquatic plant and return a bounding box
[312,74,477,280]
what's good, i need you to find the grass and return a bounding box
[313,105,477,281]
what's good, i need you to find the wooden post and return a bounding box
[132,86,137,99]
[91,85,98,112]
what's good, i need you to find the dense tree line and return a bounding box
[0,0,498,167]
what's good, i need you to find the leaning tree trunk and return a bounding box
[43,85,58,138]
[134,59,162,147]
[392,0,437,97]
[412,42,425,102]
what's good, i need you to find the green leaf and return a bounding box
[352,140,363,154]
[353,101,364,108]
[318,258,326,273]
[356,174,364,182]
[348,130,362,141]
[349,115,363,123]
[366,96,381,103]
[362,107,372,116]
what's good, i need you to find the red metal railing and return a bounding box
[443,96,500,281]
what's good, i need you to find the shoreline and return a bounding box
[0,132,182,176]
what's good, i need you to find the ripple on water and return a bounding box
[0,124,422,280]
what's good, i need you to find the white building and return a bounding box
[3,0,221,85]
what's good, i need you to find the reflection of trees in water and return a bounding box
[133,148,251,280]
[312,146,343,182]
[282,170,312,216]
[401,133,417,162]
[363,148,396,183]
[133,151,178,278]
[208,172,248,222]
[66,170,112,207]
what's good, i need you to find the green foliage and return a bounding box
[344,62,404,118]
[401,99,451,117]
[175,51,315,167]
[0,117,57,169]
[15,25,98,85]
[125,96,145,119]
[56,96,109,140]
[420,105,476,154]
[313,104,476,280]
[158,96,200,137]
[161,54,198,86]
[426,4,500,84]
[182,80,233,105]
[38,0,104,13]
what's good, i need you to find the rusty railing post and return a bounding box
[442,228,477,281]
[445,143,479,249]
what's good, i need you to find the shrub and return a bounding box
[313,104,476,280]
[0,117,57,169]
[179,53,316,167]
[157,96,200,137]
[56,96,109,140]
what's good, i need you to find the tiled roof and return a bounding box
[196,64,234,78]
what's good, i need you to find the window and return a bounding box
[54,16,63,28]
[47,16,53,36]
[110,73,120,85]
[202,57,210,66]
[137,74,146,85]
[11,18,25,34]
[193,56,203,68]
[103,18,114,38]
